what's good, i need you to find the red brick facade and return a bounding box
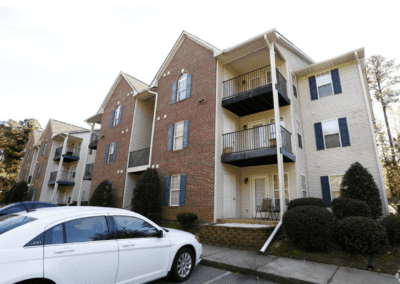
[89,77,136,207]
[151,37,217,221]
[18,133,36,184]
[31,124,53,201]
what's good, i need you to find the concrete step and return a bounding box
[217,218,279,225]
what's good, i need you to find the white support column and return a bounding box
[270,43,286,217]
[51,133,69,204]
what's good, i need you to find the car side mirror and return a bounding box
[156,229,163,238]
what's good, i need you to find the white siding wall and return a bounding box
[130,97,155,152]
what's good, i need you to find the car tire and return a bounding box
[171,247,194,282]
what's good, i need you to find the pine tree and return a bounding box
[89,180,115,207]
[7,182,30,203]
[131,168,162,217]
[340,162,382,219]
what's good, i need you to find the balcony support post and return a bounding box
[51,133,69,204]
[269,42,286,217]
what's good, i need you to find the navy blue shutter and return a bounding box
[186,74,192,98]
[112,142,118,163]
[163,176,171,206]
[43,143,47,155]
[38,165,42,178]
[167,124,174,151]
[179,175,187,206]
[314,123,325,150]
[338,118,351,147]
[320,176,332,207]
[117,106,123,125]
[104,144,110,164]
[331,69,342,94]
[109,110,115,128]
[292,85,297,98]
[183,120,189,148]
[31,190,36,201]
[171,81,177,104]
[309,76,318,101]
[109,181,112,185]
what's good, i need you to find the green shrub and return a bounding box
[89,180,115,207]
[176,213,198,231]
[287,197,326,210]
[335,216,388,254]
[131,168,162,217]
[282,206,334,251]
[340,162,382,219]
[7,182,29,203]
[331,197,371,219]
[147,213,162,225]
[381,215,400,245]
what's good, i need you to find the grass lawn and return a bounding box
[265,239,400,275]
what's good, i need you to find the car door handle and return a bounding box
[54,247,75,253]
[122,243,135,248]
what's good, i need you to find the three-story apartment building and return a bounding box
[86,29,388,221]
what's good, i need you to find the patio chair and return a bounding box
[271,203,280,221]
[255,198,273,220]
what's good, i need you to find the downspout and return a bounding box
[260,221,282,253]
[147,90,158,166]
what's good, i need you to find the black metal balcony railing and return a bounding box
[89,131,100,149]
[276,69,287,96]
[54,147,63,158]
[128,148,150,168]
[222,123,292,155]
[49,171,57,185]
[84,163,94,180]
[54,146,81,161]
[59,171,76,183]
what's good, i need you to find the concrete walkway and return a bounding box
[201,245,399,284]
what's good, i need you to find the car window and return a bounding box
[45,224,64,245]
[25,232,45,247]
[64,216,109,243]
[113,216,158,239]
[0,215,37,235]
[33,203,55,209]
[3,204,26,215]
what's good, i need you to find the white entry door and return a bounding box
[223,173,236,218]
[253,176,267,217]
[223,116,236,153]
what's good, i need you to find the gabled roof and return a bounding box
[32,130,43,145]
[150,31,222,87]
[50,119,88,138]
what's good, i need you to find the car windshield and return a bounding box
[0,214,37,235]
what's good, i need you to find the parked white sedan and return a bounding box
[0,206,202,284]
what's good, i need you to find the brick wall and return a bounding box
[151,37,217,221]
[89,77,136,204]
[18,133,36,184]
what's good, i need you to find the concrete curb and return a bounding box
[201,259,315,284]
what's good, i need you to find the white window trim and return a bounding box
[173,121,184,151]
[169,174,181,206]
[250,174,268,217]
[315,70,334,99]
[321,118,342,149]
[177,73,187,102]
[296,119,302,149]
[301,174,307,198]
[291,71,297,87]
[108,142,115,164]
[272,173,290,207]
[113,106,121,127]
[328,174,343,201]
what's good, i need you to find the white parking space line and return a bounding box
[202,271,231,284]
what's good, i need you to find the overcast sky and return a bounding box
[1,1,399,129]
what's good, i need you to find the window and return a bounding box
[270,117,284,139]
[26,150,31,162]
[296,119,302,149]
[0,215,36,235]
[36,165,42,179]
[108,142,115,163]
[177,73,187,101]
[329,175,343,200]
[173,122,184,151]
[273,173,289,207]
[292,72,298,99]
[113,105,121,127]
[301,175,307,198]
[2,204,26,215]
[42,142,48,155]
[27,176,32,184]
[322,119,341,149]
[89,149,93,155]
[64,217,109,243]
[45,224,64,245]
[316,71,334,98]
[113,216,158,239]
[170,175,181,206]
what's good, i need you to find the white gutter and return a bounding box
[148,90,158,167]
[213,60,220,223]
[260,220,282,252]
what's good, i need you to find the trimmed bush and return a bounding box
[336,216,388,254]
[131,168,162,217]
[177,213,198,231]
[381,215,400,245]
[340,162,382,219]
[147,213,162,225]
[89,180,115,207]
[287,197,326,210]
[331,197,371,219]
[282,206,335,251]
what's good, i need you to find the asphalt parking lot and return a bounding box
[151,264,278,284]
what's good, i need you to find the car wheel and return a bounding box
[171,247,194,282]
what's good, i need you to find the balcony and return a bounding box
[49,171,76,186]
[89,131,100,150]
[128,148,150,168]
[221,124,295,167]
[83,163,94,180]
[54,146,81,162]
[48,172,57,185]
[222,66,290,117]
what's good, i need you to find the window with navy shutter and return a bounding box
[117,105,123,125]
[21,170,26,182]
[109,110,115,128]
[111,142,118,163]
[315,118,350,150]
[179,175,187,206]
[26,150,31,162]
[309,69,342,100]
[309,76,318,101]
[314,123,325,150]
[331,69,342,94]
[167,125,174,151]
[172,73,193,104]
[292,72,297,99]
[36,165,42,178]
[163,176,171,206]
[42,142,48,155]
[320,176,332,207]
[338,118,351,147]
[183,120,189,148]
[104,144,110,164]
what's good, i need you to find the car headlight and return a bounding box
[194,236,200,243]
